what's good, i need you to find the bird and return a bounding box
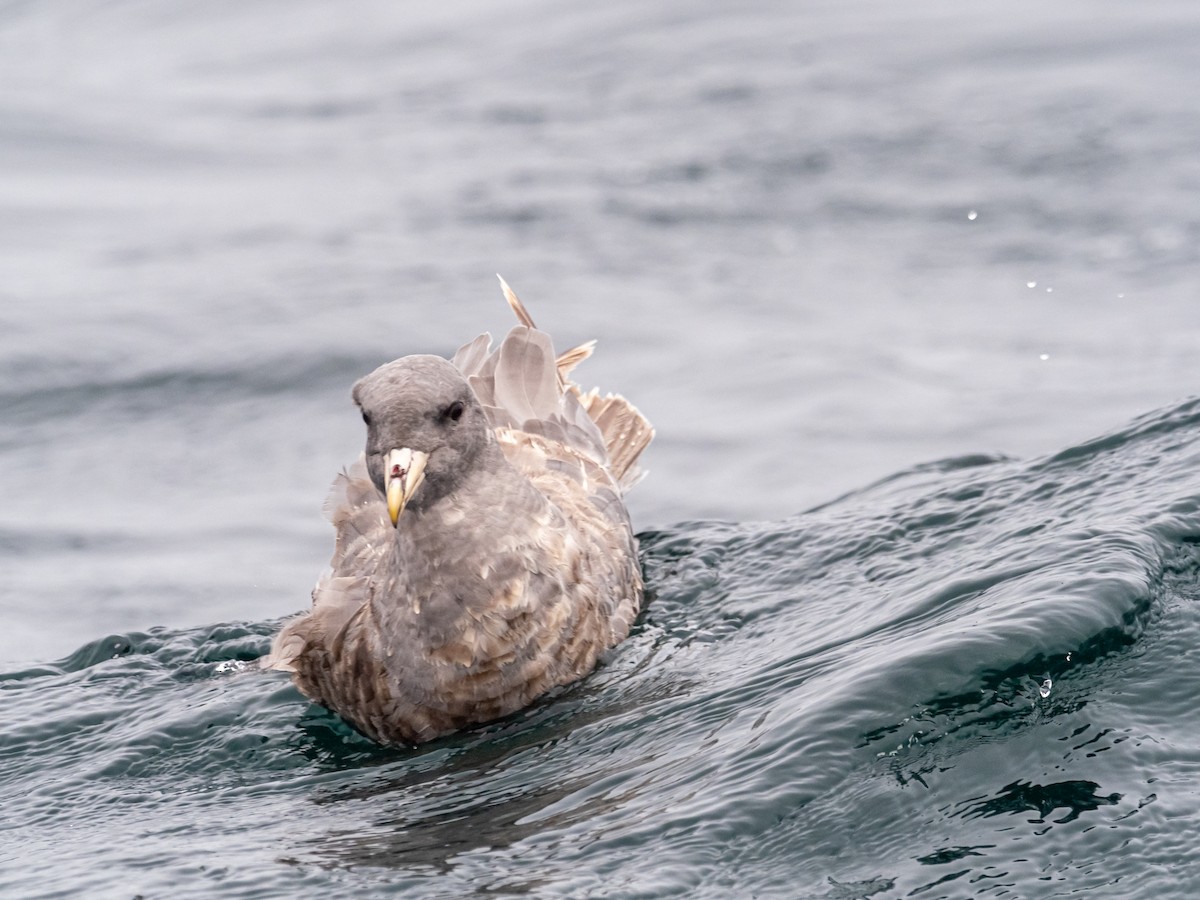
[264,278,654,745]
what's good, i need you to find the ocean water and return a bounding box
[3,0,1200,896]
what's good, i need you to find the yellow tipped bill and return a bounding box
[385,447,429,525]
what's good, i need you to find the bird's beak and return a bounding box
[385,447,429,525]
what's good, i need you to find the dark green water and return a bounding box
[5,398,1200,897]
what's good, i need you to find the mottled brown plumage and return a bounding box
[264,280,653,745]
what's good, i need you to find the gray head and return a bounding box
[352,355,491,523]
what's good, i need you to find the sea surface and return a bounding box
[3,1,1200,896]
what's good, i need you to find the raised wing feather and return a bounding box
[493,326,559,426]
[451,280,653,494]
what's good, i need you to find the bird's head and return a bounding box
[352,355,489,525]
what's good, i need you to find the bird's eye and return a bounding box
[361,410,371,426]
[442,400,465,423]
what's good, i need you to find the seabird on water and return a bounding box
[264,279,654,745]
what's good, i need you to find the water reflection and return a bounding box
[309,772,610,873]
[956,779,1121,824]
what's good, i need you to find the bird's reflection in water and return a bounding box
[287,643,689,877]
[310,770,625,876]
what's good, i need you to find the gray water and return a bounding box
[3,1,1200,896]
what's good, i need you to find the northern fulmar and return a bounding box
[265,279,654,745]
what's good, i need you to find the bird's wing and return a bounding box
[262,457,387,673]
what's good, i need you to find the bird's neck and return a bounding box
[387,442,548,587]
[370,446,554,639]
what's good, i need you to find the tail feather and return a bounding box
[577,390,655,490]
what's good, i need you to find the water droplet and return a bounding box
[1045,287,1054,293]
[1026,281,1037,288]
[1039,353,1050,361]
[1117,293,1125,299]
[1066,652,1072,662]
[1039,678,1052,698]
[967,210,978,221]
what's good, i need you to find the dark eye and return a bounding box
[441,400,465,423]
[361,410,371,426]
